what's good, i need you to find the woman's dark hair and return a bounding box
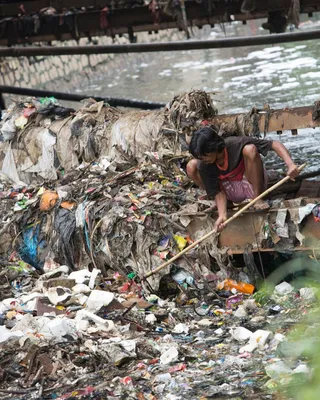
[189,126,225,158]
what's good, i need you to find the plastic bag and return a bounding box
[1,142,20,183]
[22,128,57,180]
[0,119,16,141]
[14,116,28,129]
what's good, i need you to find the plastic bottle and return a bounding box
[219,279,255,295]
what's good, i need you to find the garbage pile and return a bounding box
[0,91,217,184]
[0,91,319,398]
[1,91,318,288]
[0,260,316,399]
[0,91,223,290]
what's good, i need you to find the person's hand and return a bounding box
[287,163,300,181]
[214,214,227,232]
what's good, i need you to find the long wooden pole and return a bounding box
[144,163,307,278]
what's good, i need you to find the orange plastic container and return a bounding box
[218,279,255,295]
[40,190,58,212]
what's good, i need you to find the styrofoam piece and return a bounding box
[173,323,189,334]
[299,287,317,302]
[0,326,24,343]
[69,269,92,284]
[86,290,114,313]
[274,282,294,296]
[72,283,91,294]
[89,268,101,289]
[46,287,72,305]
[234,306,248,318]
[293,364,310,374]
[231,327,253,342]
[76,319,90,332]
[145,313,157,324]
[40,265,69,280]
[75,309,115,332]
[240,329,272,353]
[160,347,179,365]
[198,319,214,327]
[40,318,77,339]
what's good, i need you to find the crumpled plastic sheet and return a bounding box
[20,128,57,181]
[1,142,21,183]
[54,208,77,270]
[0,91,268,187]
[1,92,319,293]
[0,98,179,185]
[19,225,42,270]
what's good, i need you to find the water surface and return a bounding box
[78,18,320,174]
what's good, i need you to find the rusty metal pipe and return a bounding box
[0,85,165,109]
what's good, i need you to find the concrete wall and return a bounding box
[0,29,186,104]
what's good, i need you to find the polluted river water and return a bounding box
[77,18,320,176]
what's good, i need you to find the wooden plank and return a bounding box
[218,201,320,253]
[297,180,320,199]
[259,106,320,132]
[228,246,318,255]
[211,106,320,134]
[187,199,320,255]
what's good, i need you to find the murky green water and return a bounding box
[79,18,320,174]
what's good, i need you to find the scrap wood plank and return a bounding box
[296,180,320,198]
[227,246,318,255]
[188,199,320,254]
[220,209,320,252]
[211,105,320,134]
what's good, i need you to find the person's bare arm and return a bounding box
[271,141,300,180]
[214,191,227,231]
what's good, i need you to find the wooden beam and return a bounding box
[211,106,320,134]
[228,246,317,255]
[187,196,320,255]
[219,200,320,253]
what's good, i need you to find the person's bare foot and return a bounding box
[252,199,270,211]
